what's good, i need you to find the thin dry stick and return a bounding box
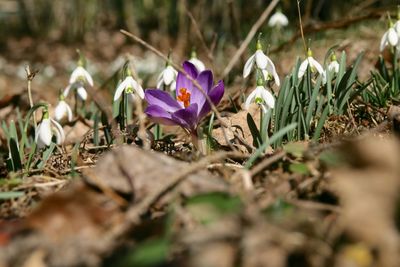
[270,9,384,54]
[185,6,214,62]
[221,0,279,79]
[120,29,237,151]
[25,65,37,128]
[297,0,307,54]
[250,150,286,176]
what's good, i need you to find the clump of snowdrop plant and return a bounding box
[188,49,206,72]
[243,36,280,87]
[35,106,65,149]
[114,65,144,130]
[298,47,326,84]
[245,75,275,114]
[244,72,275,144]
[54,94,73,122]
[114,67,144,102]
[268,9,289,28]
[157,61,178,91]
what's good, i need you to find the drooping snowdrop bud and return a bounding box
[268,9,289,28]
[54,94,73,122]
[243,38,280,86]
[245,77,275,114]
[63,55,94,101]
[327,52,340,74]
[35,108,65,149]
[298,48,326,84]
[380,20,399,52]
[157,63,178,91]
[189,49,206,72]
[114,68,145,102]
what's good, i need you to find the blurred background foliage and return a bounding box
[0,0,395,47]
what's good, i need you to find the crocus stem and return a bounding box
[191,130,207,155]
[154,124,162,140]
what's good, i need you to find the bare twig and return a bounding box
[185,6,214,62]
[221,0,279,79]
[250,150,286,176]
[297,0,307,54]
[25,65,38,128]
[270,9,385,54]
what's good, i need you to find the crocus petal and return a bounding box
[255,50,268,69]
[114,79,128,101]
[380,32,388,52]
[198,80,224,119]
[145,89,182,112]
[36,119,52,148]
[171,103,199,131]
[298,59,309,78]
[388,28,399,47]
[191,70,213,109]
[51,118,65,145]
[244,88,258,110]
[243,54,255,78]
[77,86,88,100]
[183,61,199,80]
[176,72,194,99]
[145,105,176,126]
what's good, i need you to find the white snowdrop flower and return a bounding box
[327,53,339,74]
[245,79,275,114]
[157,64,178,91]
[35,111,65,149]
[268,10,289,28]
[189,50,206,72]
[380,22,399,52]
[63,64,94,101]
[54,96,73,122]
[298,48,326,84]
[243,39,280,86]
[69,66,93,86]
[394,20,400,37]
[114,74,145,102]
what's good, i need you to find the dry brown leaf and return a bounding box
[212,103,261,152]
[331,136,400,267]
[83,145,228,200]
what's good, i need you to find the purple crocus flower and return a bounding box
[145,61,224,136]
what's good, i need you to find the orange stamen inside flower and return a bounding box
[177,88,191,108]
